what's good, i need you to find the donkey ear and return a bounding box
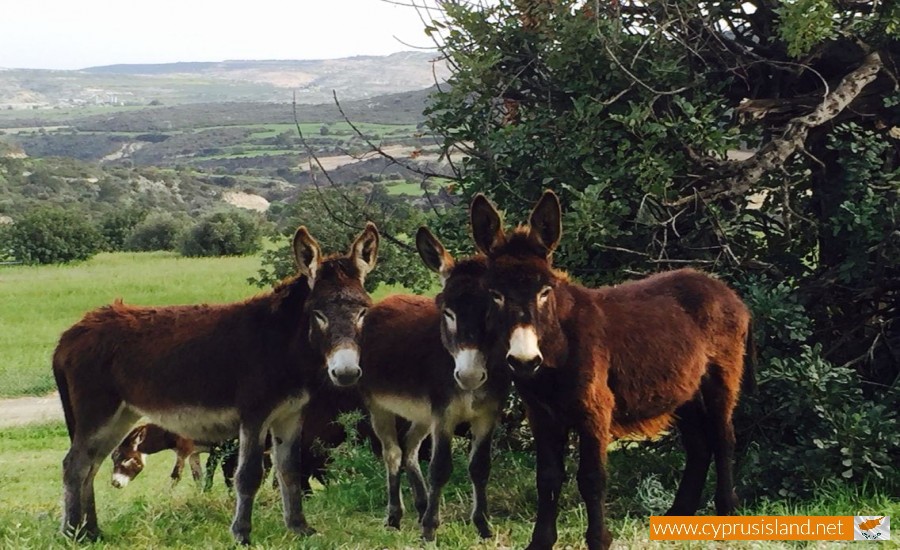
[292,226,322,287]
[133,426,147,448]
[528,190,562,254]
[470,194,504,254]
[349,222,379,282]
[416,226,455,284]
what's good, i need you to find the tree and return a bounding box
[98,207,147,251]
[423,0,898,498]
[180,210,263,257]
[7,206,103,264]
[125,213,186,252]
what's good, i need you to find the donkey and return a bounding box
[349,229,509,541]
[469,191,753,550]
[110,424,213,488]
[53,223,379,544]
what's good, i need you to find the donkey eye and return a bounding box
[313,310,328,329]
[356,308,367,327]
[442,308,457,332]
[489,290,504,306]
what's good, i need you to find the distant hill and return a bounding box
[0,52,449,108]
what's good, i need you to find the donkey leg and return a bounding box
[421,423,453,542]
[270,415,314,536]
[62,407,138,540]
[230,423,267,545]
[401,421,431,522]
[189,453,203,482]
[576,413,613,550]
[525,408,567,550]
[666,398,712,515]
[370,407,404,529]
[170,453,185,484]
[468,415,496,539]
[701,365,740,515]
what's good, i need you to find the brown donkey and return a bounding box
[347,230,508,541]
[470,192,753,550]
[53,224,379,544]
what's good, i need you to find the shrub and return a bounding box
[180,210,262,257]
[125,213,185,252]
[6,206,102,264]
[98,207,147,251]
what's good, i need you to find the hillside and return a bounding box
[0,52,448,109]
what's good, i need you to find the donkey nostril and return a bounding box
[507,354,542,374]
[479,371,487,382]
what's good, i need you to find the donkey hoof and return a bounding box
[477,525,494,539]
[385,515,401,530]
[233,533,251,546]
[289,523,316,537]
[63,524,101,542]
[422,526,437,541]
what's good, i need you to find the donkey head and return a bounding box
[470,191,564,378]
[293,223,379,387]
[416,227,491,391]
[110,425,148,488]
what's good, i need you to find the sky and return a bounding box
[0,0,436,70]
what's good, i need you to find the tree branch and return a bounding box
[670,52,883,206]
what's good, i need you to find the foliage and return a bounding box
[425,0,899,499]
[180,210,263,258]
[252,186,434,293]
[98,207,147,251]
[5,206,102,264]
[125,213,186,252]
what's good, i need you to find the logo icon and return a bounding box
[854,516,890,541]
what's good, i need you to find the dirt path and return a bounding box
[0,393,64,428]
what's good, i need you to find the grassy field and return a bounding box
[0,421,895,549]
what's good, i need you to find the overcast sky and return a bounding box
[0,0,435,70]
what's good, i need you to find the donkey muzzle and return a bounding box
[507,325,543,376]
[453,348,488,391]
[327,346,363,387]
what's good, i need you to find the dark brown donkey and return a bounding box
[348,230,509,541]
[53,223,379,544]
[470,191,753,550]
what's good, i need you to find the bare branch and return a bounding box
[671,52,883,206]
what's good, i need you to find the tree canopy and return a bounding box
[417,0,898,498]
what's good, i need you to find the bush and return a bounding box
[6,207,102,264]
[98,208,147,251]
[125,213,186,252]
[180,210,262,257]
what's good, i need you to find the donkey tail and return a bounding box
[742,319,758,395]
[52,347,76,441]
